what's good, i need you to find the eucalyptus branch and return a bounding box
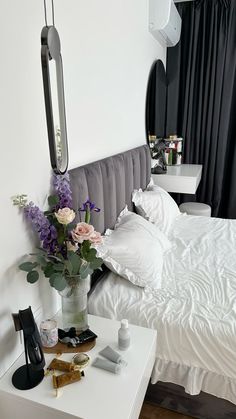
[12,194,28,208]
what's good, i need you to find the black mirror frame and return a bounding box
[145,59,167,143]
[41,25,69,174]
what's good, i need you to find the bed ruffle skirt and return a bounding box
[151,357,236,405]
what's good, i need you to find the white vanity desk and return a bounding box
[0,315,157,419]
[152,162,203,194]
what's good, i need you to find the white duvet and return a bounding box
[88,214,236,404]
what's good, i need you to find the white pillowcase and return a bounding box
[132,183,180,235]
[95,206,171,289]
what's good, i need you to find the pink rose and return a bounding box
[89,231,103,245]
[55,207,75,225]
[72,222,94,243]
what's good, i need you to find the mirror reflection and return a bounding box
[146,59,167,174]
[146,59,167,142]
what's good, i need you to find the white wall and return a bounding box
[0,0,166,376]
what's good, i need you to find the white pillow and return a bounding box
[132,183,180,235]
[95,206,171,289]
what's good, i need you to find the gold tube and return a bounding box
[53,371,83,388]
[48,358,79,372]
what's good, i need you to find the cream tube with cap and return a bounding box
[99,346,127,366]
[118,319,130,350]
[92,358,122,374]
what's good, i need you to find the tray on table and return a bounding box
[43,338,96,353]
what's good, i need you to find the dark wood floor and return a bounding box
[139,402,192,419]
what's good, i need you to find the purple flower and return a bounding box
[24,202,57,254]
[53,173,73,209]
[79,199,100,224]
[79,199,100,213]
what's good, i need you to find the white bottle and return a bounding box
[118,319,130,350]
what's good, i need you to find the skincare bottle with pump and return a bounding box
[118,319,130,350]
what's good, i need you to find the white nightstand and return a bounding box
[152,163,202,194]
[0,315,157,419]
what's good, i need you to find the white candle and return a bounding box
[40,319,58,348]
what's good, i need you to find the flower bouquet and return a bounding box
[13,174,103,329]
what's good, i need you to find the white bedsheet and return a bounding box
[88,214,236,404]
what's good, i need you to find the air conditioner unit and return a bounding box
[149,0,182,47]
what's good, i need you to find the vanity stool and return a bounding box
[179,202,211,217]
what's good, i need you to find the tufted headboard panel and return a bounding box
[69,145,151,233]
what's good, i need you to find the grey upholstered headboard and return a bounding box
[69,145,151,233]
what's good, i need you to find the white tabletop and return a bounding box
[0,315,157,419]
[152,163,203,194]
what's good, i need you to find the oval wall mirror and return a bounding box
[41,25,69,174]
[145,59,167,141]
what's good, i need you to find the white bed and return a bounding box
[89,213,236,405]
[69,145,236,417]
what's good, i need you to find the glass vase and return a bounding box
[59,275,90,332]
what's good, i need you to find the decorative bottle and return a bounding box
[118,319,130,350]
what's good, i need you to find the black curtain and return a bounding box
[166,0,236,218]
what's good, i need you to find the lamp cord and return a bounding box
[43,0,55,27]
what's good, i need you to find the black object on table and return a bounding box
[11,306,45,390]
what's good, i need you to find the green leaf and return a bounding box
[48,195,59,208]
[27,270,39,283]
[53,263,64,272]
[43,263,55,278]
[89,257,103,270]
[48,254,64,263]
[67,251,82,275]
[80,240,98,262]
[80,240,90,256]
[43,210,54,216]
[36,254,48,267]
[49,273,67,291]
[19,262,38,272]
[79,263,93,279]
[86,248,97,262]
[65,260,73,276]
[46,214,58,226]
[80,240,93,260]
[31,248,47,255]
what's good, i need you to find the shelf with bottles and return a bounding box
[148,135,158,160]
[164,135,183,166]
[148,134,183,165]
